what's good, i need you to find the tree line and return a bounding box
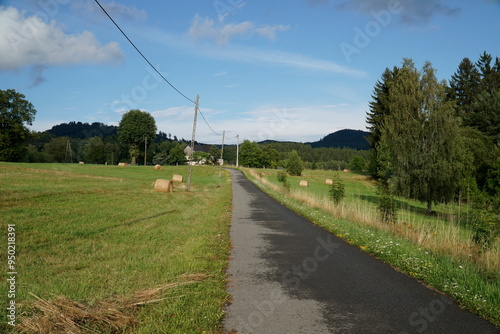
[0,89,371,169]
[367,52,499,218]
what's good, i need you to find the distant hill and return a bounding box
[307,129,371,150]
[47,122,118,139]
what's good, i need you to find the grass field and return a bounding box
[0,163,232,333]
[244,168,500,327]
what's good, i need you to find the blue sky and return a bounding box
[1,0,499,144]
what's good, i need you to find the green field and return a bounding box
[0,163,232,333]
[245,168,500,327]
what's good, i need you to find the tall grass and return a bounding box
[246,168,500,326]
[249,169,499,275]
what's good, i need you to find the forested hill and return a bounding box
[306,129,370,150]
[48,122,118,139]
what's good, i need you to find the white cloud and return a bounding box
[0,6,123,72]
[188,14,290,45]
[152,106,194,120]
[151,103,367,144]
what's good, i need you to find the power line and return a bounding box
[95,0,227,140]
[198,108,222,137]
[94,0,196,104]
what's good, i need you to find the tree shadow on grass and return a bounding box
[358,194,437,218]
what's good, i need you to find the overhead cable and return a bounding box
[94,0,196,104]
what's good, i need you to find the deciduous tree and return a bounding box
[0,89,37,161]
[379,59,466,214]
[286,150,304,176]
[118,110,157,165]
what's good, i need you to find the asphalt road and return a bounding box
[223,169,499,334]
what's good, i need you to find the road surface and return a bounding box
[223,169,499,334]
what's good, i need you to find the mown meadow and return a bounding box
[0,163,232,333]
[244,168,500,327]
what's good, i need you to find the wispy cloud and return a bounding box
[200,46,367,77]
[188,14,290,45]
[71,0,147,23]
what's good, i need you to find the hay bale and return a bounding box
[299,180,308,187]
[154,179,173,193]
[343,169,350,173]
[172,174,183,183]
[325,179,333,185]
[154,164,162,170]
[118,163,128,167]
[79,162,84,165]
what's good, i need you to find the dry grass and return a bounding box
[16,274,207,334]
[250,170,500,275]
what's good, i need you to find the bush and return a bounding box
[467,209,499,251]
[377,184,398,224]
[285,150,304,176]
[349,155,367,172]
[277,171,291,192]
[329,176,345,204]
[277,171,287,183]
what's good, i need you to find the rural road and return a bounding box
[223,169,499,334]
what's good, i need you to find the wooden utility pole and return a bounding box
[65,139,73,163]
[187,95,199,191]
[236,134,239,168]
[144,136,147,166]
[219,130,225,177]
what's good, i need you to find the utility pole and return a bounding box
[236,134,239,168]
[219,130,225,177]
[65,139,73,163]
[187,95,199,192]
[144,136,147,166]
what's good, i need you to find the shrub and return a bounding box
[286,150,304,176]
[329,176,345,204]
[349,155,367,172]
[467,208,499,251]
[277,171,291,192]
[277,171,287,183]
[377,184,398,224]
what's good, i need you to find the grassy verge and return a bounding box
[243,168,500,327]
[0,163,232,333]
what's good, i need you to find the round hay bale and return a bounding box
[118,163,128,167]
[299,180,308,187]
[325,179,333,185]
[343,169,350,173]
[79,162,85,165]
[154,179,173,193]
[172,174,183,183]
[154,164,162,170]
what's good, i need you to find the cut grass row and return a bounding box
[243,168,500,327]
[0,163,232,333]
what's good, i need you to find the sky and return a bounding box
[1,0,499,145]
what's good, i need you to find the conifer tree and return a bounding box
[448,57,480,124]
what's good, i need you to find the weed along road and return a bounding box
[223,169,499,334]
